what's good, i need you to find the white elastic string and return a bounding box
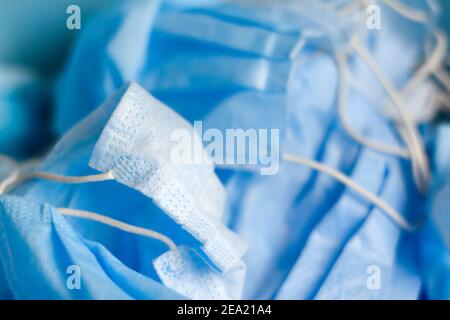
[285,0,438,229]
[283,153,421,231]
[434,68,450,93]
[57,207,177,251]
[334,8,450,194]
[350,38,430,193]
[339,0,366,16]
[360,0,434,23]
[0,154,18,167]
[28,170,115,184]
[0,170,115,194]
[434,70,450,111]
[0,170,20,194]
[397,125,425,192]
[403,31,448,95]
[0,168,177,250]
[335,51,411,158]
[382,0,432,23]
[336,31,447,160]
[289,30,326,60]
[436,90,450,111]
[289,34,308,60]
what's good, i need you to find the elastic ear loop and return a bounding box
[335,51,411,159]
[389,30,448,117]
[0,170,116,194]
[282,153,422,231]
[382,0,432,22]
[403,31,447,94]
[57,207,177,251]
[335,38,432,194]
[435,68,450,93]
[339,0,365,16]
[359,0,438,23]
[285,55,420,231]
[335,26,449,191]
[334,7,447,191]
[0,154,18,167]
[403,31,450,111]
[283,5,426,231]
[390,31,448,117]
[434,68,450,111]
[0,169,177,251]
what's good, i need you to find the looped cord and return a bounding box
[335,1,450,194]
[0,169,115,194]
[285,0,450,231]
[344,0,437,22]
[0,154,18,167]
[283,153,421,231]
[58,207,177,251]
[348,38,431,193]
[335,51,411,159]
[382,0,437,23]
[1,0,448,238]
[0,167,176,251]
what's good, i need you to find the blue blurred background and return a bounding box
[0,0,448,73]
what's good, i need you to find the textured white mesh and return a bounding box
[153,246,246,300]
[89,82,247,271]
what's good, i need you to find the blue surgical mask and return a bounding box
[225,74,422,299]
[0,194,183,299]
[0,82,246,299]
[419,124,450,300]
[32,0,448,301]
[222,4,432,296]
[54,0,358,135]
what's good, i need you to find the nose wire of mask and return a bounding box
[283,0,450,231]
[0,167,177,251]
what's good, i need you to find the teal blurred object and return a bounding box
[439,0,450,36]
[0,0,133,159]
[0,0,127,74]
[0,65,50,159]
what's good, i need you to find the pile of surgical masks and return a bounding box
[0,0,449,300]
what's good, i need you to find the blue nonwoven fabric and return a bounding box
[0,194,183,299]
[54,0,359,136]
[418,124,450,300]
[224,48,423,299]
[3,0,444,300]
[0,82,246,299]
